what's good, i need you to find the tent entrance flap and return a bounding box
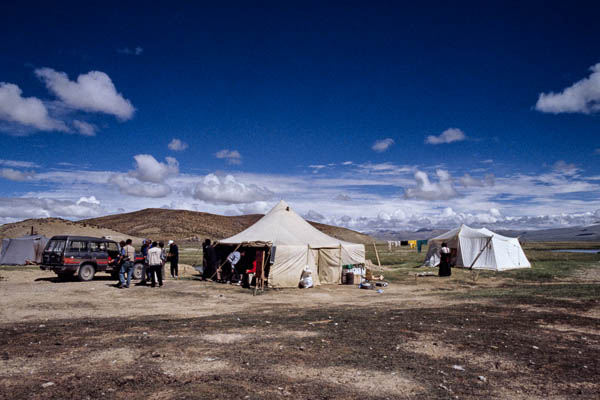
[469,236,493,269]
[317,247,342,284]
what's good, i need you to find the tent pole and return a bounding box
[469,236,493,270]
[306,245,310,266]
[339,244,342,284]
[373,242,381,268]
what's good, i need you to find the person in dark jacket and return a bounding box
[439,242,452,277]
[140,239,151,285]
[168,240,179,279]
[202,239,218,281]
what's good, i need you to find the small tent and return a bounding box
[0,235,49,265]
[218,200,365,288]
[423,224,530,271]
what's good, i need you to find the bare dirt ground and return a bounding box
[1,267,599,399]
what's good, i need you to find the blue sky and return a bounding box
[0,1,599,231]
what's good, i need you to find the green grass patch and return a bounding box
[365,242,600,283]
[178,245,203,265]
[508,248,599,282]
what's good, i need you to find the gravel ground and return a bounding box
[0,268,599,399]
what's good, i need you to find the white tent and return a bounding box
[0,235,49,265]
[219,200,365,288]
[423,224,530,271]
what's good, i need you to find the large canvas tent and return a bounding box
[0,235,49,265]
[218,200,365,288]
[423,224,530,271]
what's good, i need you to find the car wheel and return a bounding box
[133,263,144,280]
[78,264,95,282]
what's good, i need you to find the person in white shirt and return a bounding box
[147,241,164,287]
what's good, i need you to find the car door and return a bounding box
[90,241,108,271]
[66,240,88,266]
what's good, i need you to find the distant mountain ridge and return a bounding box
[82,208,375,244]
[0,217,143,242]
[3,211,598,244]
[368,224,600,242]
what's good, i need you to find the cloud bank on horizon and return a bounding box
[0,154,598,232]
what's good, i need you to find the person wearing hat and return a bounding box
[168,240,179,279]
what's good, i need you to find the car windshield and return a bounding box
[46,239,66,253]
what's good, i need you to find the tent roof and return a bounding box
[220,200,359,248]
[5,234,47,241]
[432,224,516,241]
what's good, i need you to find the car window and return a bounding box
[89,242,101,252]
[68,241,87,252]
[106,242,119,251]
[47,240,66,253]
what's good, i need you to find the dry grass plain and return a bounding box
[0,243,599,399]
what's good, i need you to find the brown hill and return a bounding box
[0,218,143,243]
[82,208,375,244]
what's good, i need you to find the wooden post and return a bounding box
[254,249,266,296]
[338,245,343,284]
[373,243,381,268]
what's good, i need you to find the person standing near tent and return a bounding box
[439,242,451,277]
[168,240,179,279]
[159,241,167,280]
[119,239,136,288]
[139,239,151,285]
[202,239,217,281]
[147,241,164,287]
[222,249,243,284]
[232,250,247,284]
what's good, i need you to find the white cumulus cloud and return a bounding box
[234,201,272,215]
[35,67,135,120]
[0,197,104,223]
[371,138,395,152]
[192,174,274,204]
[0,168,35,181]
[426,128,466,145]
[404,169,460,200]
[0,82,67,132]
[215,149,242,165]
[168,138,188,151]
[459,173,495,187]
[72,120,97,136]
[109,174,172,198]
[129,154,179,183]
[107,154,178,198]
[77,196,100,205]
[535,63,600,114]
